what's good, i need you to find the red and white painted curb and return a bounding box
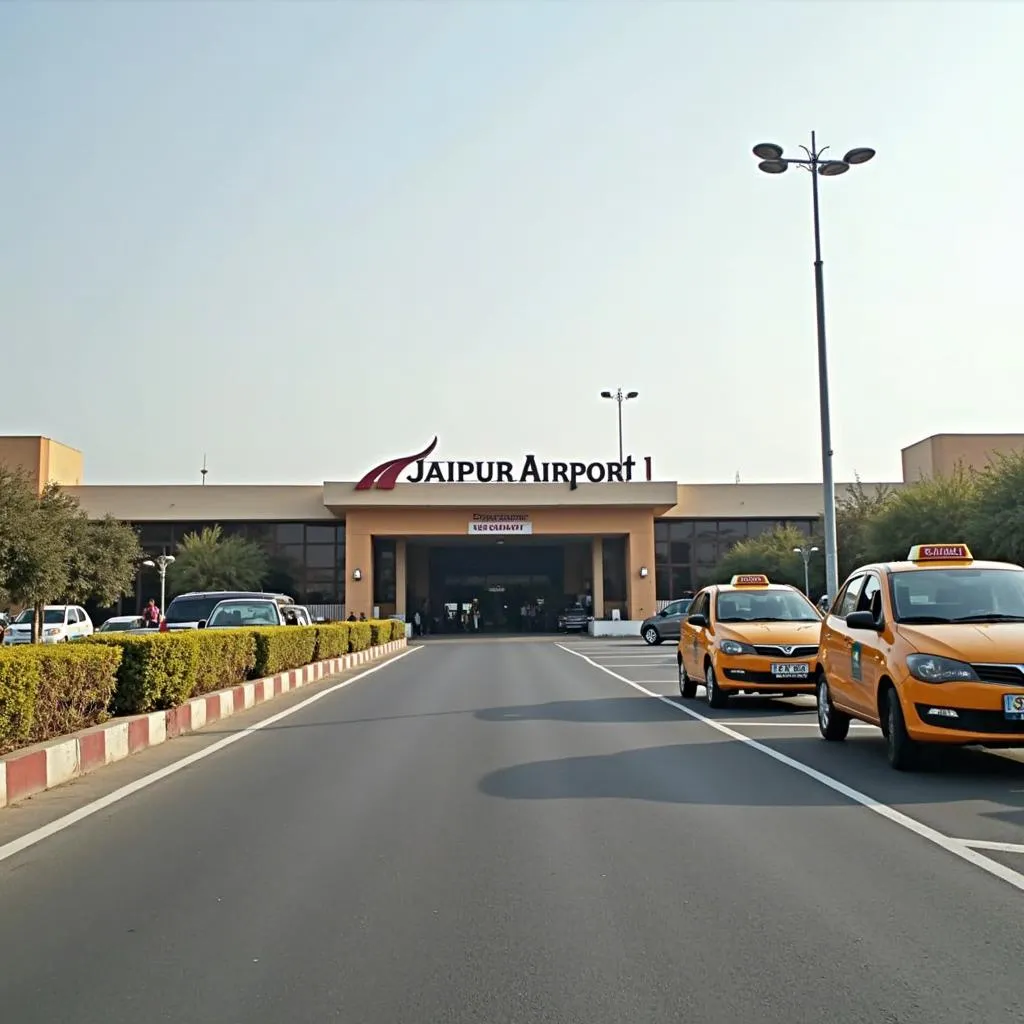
[0,638,407,809]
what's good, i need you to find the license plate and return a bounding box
[1003,694,1024,720]
[771,663,810,677]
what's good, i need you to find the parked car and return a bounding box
[557,604,591,632]
[282,604,313,625]
[199,598,289,629]
[161,591,295,631]
[640,595,696,645]
[2,605,94,645]
[97,615,145,633]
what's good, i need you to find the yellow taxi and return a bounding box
[816,543,1024,770]
[677,574,824,708]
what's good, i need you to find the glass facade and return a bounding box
[654,518,819,601]
[133,521,346,606]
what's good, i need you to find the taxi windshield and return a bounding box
[891,568,1024,624]
[716,590,819,623]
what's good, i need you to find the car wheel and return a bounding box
[704,662,729,708]
[816,674,850,741]
[678,658,697,699]
[885,687,919,771]
[642,626,661,646]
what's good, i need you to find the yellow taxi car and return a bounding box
[677,574,824,708]
[816,543,1024,770]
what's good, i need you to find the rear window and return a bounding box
[166,595,235,623]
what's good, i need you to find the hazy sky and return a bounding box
[2,0,1022,487]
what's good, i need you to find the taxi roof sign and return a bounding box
[731,573,771,587]
[907,543,973,562]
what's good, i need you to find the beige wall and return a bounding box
[0,436,83,491]
[662,480,897,520]
[342,506,657,620]
[900,433,1024,482]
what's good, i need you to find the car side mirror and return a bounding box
[197,620,207,630]
[688,613,708,628]
[845,610,879,631]
[658,609,668,617]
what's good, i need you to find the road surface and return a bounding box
[2,637,1024,1023]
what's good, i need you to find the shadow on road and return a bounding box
[475,697,695,725]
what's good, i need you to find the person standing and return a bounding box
[142,598,160,627]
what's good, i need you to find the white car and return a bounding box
[2,605,94,644]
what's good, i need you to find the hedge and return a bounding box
[0,644,123,755]
[0,619,405,747]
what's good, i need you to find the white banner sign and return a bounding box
[468,513,533,535]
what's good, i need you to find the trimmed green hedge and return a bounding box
[1,618,402,746]
[0,644,123,755]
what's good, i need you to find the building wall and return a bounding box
[0,436,83,491]
[900,433,1024,481]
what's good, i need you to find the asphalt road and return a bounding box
[2,637,1024,1023]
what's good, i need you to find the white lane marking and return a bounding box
[953,838,1024,854]
[557,643,1024,894]
[0,647,424,865]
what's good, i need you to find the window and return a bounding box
[306,525,335,544]
[715,589,820,623]
[857,574,883,620]
[690,591,710,620]
[890,567,1024,623]
[276,524,304,545]
[835,575,865,618]
[305,544,337,569]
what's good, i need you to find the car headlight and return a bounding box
[719,639,757,656]
[44,627,61,637]
[905,654,979,684]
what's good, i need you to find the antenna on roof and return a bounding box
[201,453,208,486]
[735,470,741,484]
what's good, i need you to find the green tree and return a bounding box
[169,525,268,595]
[969,450,1024,564]
[710,525,825,596]
[861,466,978,564]
[0,470,141,641]
[835,477,894,578]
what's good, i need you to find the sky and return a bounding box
[2,0,1022,487]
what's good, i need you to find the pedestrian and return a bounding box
[142,598,160,628]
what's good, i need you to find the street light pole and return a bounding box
[752,134,875,601]
[793,544,820,597]
[599,388,639,465]
[143,554,176,622]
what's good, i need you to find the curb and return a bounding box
[0,638,407,809]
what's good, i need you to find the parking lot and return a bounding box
[558,637,1024,873]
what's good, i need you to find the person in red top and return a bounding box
[142,599,160,627]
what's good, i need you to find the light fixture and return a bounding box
[844,147,875,165]
[639,566,649,578]
[758,159,788,174]
[818,160,849,176]
[352,568,362,581]
[752,142,784,160]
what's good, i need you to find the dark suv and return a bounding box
[161,591,294,630]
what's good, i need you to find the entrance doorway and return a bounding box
[416,541,568,634]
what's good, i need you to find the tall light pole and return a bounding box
[752,134,874,601]
[793,544,820,598]
[600,388,639,464]
[143,554,175,621]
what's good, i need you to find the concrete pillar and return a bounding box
[591,537,605,618]
[344,523,373,617]
[626,527,656,622]
[395,539,407,618]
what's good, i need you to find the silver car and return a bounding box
[640,596,695,646]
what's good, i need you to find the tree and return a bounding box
[969,450,1024,564]
[861,466,978,564]
[710,525,826,596]
[0,470,142,641]
[835,477,894,579]
[169,525,268,595]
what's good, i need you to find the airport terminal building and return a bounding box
[2,432,1022,630]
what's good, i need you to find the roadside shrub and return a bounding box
[0,649,40,754]
[90,633,200,714]
[367,619,392,646]
[251,625,318,677]
[193,630,256,695]
[28,644,122,744]
[314,623,351,660]
[0,645,122,753]
[348,621,372,651]
[389,619,406,641]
